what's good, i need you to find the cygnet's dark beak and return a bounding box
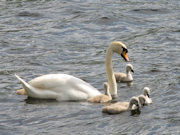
[147,93,150,98]
[137,104,139,108]
[131,70,134,73]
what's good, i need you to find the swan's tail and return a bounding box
[15,74,38,98]
[15,74,58,99]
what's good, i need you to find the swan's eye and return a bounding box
[122,47,128,53]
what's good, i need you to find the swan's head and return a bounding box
[110,41,129,62]
[126,64,134,73]
[130,96,140,108]
[138,95,146,106]
[143,87,151,98]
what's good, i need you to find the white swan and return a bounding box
[87,82,112,103]
[114,64,134,82]
[102,97,140,114]
[15,41,129,101]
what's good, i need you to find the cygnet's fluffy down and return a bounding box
[102,96,140,114]
[143,87,152,104]
[138,95,147,106]
[135,87,152,106]
[114,95,146,108]
[114,64,134,82]
[87,82,112,103]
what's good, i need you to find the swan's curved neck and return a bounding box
[105,46,117,98]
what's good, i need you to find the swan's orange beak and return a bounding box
[121,51,129,62]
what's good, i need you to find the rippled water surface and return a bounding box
[0,0,180,134]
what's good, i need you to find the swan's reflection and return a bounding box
[127,81,133,86]
[24,97,57,104]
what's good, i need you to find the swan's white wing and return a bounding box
[29,74,100,92]
[16,74,101,101]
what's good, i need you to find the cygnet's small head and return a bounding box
[126,64,134,73]
[103,82,111,97]
[143,87,151,98]
[103,82,109,91]
[130,97,140,108]
[138,95,146,106]
[110,41,129,62]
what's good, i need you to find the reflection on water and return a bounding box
[130,108,141,116]
[24,97,58,104]
[0,0,180,134]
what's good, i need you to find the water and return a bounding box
[0,0,180,134]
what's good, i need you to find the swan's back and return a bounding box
[31,74,95,89]
[29,74,71,90]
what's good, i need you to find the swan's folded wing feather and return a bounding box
[28,74,101,98]
[28,74,69,90]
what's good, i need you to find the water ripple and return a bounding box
[0,0,180,134]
